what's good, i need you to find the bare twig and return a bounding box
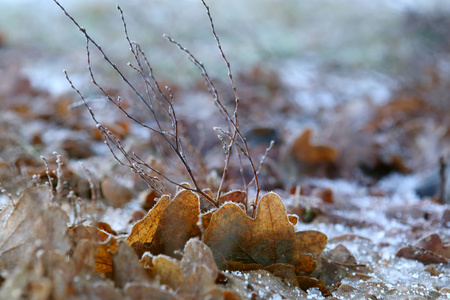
[199,0,261,209]
[41,155,55,203]
[55,0,217,204]
[165,9,261,211]
[53,151,64,204]
[54,0,264,210]
[439,156,447,204]
[248,140,275,188]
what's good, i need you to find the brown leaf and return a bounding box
[204,192,296,268]
[181,266,225,300]
[95,236,118,275]
[288,214,298,225]
[152,255,185,289]
[96,222,117,235]
[313,187,334,203]
[139,188,160,211]
[293,253,316,274]
[416,234,450,259]
[71,238,97,274]
[396,245,448,265]
[226,261,263,271]
[148,190,201,257]
[264,263,298,287]
[200,210,215,232]
[113,241,151,288]
[101,178,133,208]
[296,276,331,297]
[218,190,247,206]
[126,195,170,246]
[68,225,118,275]
[395,234,450,265]
[131,241,152,258]
[180,238,218,281]
[326,244,357,265]
[317,244,365,285]
[205,192,327,275]
[179,239,223,300]
[294,230,328,260]
[142,238,222,299]
[0,187,70,272]
[198,189,216,212]
[291,128,337,164]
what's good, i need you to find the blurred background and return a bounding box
[1,0,450,193]
[1,0,450,90]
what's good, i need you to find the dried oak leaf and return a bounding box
[146,190,201,258]
[293,253,316,275]
[139,188,160,211]
[101,178,133,208]
[204,192,294,268]
[68,225,118,275]
[296,276,331,297]
[204,192,327,274]
[264,263,298,287]
[295,230,328,260]
[396,234,449,264]
[0,249,119,300]
[126,195,170,246]
[0,186,70,272]
[396,246,448,265]
[151,255,185,289]
[316,244,364,285]
[291,128,337,164]
[416,234,450,259]
[181,238,218,280]
[288,214,298,225]
[325,244,358,265]
[96,221,117,235]
[113,241,151,288]
[199,210,215,232]
[217,190,247,206]
[226,261,263,272]
[141,238,225,300]
[179,239,224,300]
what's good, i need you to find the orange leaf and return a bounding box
[126,195,170,246]
[152,255,185,289]
[293,252,316,274]
[292,128,337,164]
[69,225,118,275]
[204,192,296,268]
[294,230,328,260]
[148,190,201,257]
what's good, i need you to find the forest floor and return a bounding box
[1,1,450,299]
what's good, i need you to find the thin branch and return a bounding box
[248,140,275,188]
[439,156,447,204]
[56,1,215,204]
